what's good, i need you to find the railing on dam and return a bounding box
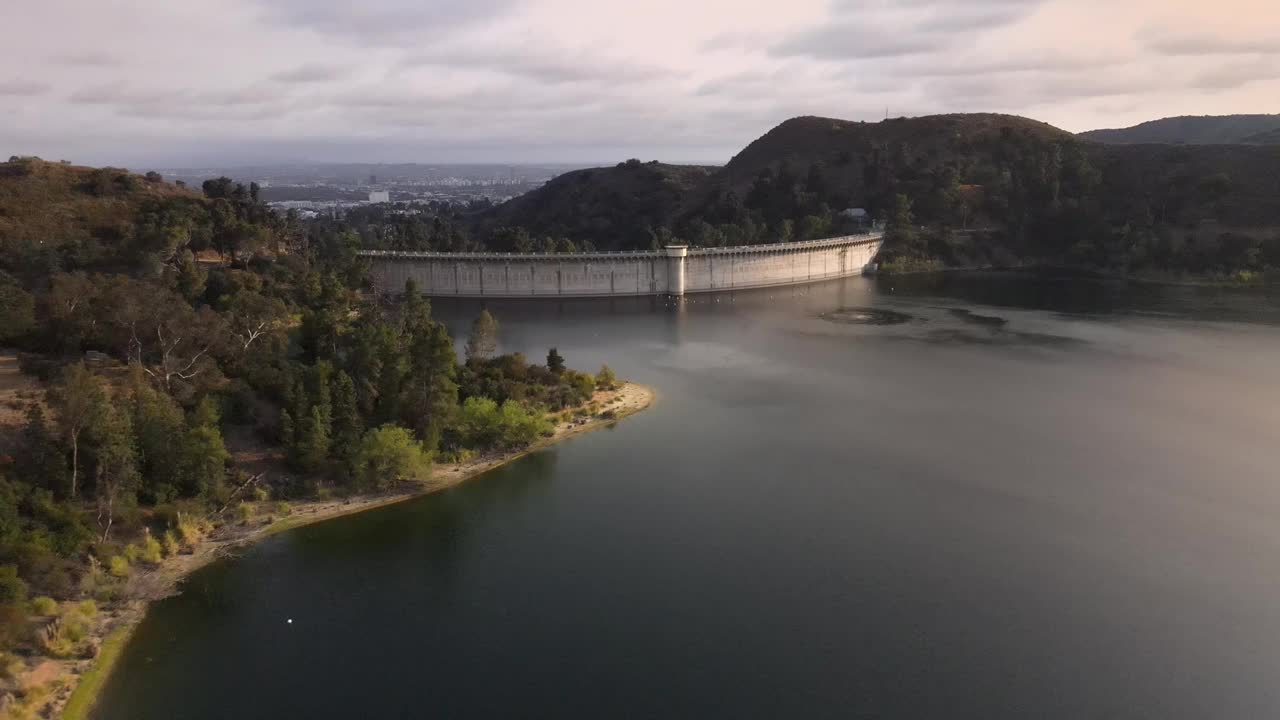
[361,231,885,298]
[356,230,884,262]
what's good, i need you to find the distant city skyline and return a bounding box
[3,0,1277,167]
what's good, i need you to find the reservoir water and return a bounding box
[96,273,1280,719]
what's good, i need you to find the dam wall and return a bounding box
[360,232,882,298]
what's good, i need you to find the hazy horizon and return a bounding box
[4,0,1278,167]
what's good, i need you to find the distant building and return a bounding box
[369,174,377,185]
[369,190,390,204]
[840,208,870,228]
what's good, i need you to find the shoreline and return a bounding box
[55,381,655,720]
[877,263,1278,287]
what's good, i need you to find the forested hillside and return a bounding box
[0,158,616,718]
[1079,115,1280,145]
[474,114,1280,278]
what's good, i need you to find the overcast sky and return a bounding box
[3,0,1277,167]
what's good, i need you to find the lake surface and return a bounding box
[97,273,1280,719]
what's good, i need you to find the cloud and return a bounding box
[878,50,1131,79]
[271,64,347,84]
[254,0,517,45]
[771,24,938,60]
[770,0,1046,61]
[3,0,1280,165]
[701,31,772,53]
[1141,28,1280,56]
[69,83,288,118]
[400,47,673,86]
[1191,59,1279,90]
[50,51,124,67]
[0,81,50,97]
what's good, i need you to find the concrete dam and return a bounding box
[361,232,883,298]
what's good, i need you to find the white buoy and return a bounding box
[287,618,293,624]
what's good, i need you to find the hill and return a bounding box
[477,160,715,251]
[1079,115,1280,145]
[477,113,1280,276]
[0,159,203,271]
[1239,127,1280,144]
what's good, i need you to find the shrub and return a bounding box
[123,543,142,565]
[596,364,618,390]
[162,530,180,557]
[108,556,130,578]
[353,425,432,492]
[174,512,207,549]
[138,533,163,565]
[70,599,96,619]
[30,596,58,616]
[235,503,256,523]
[0,564,27,604]
[0,651,24,680]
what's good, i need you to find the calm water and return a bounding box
[97,273,1280,719]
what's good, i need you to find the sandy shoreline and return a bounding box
[54,381,655,719]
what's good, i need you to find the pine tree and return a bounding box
[330,370,363,481]
[546,348,565,375]
[182,397,229,500]
[297,407,330,474]
[403,321,458,451]
[19,405,68,496]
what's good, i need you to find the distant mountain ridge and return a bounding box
[1079,114,1280,145]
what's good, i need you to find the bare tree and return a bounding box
[226,291,287,351]
[142,306,226,394]
[49,363,103,499]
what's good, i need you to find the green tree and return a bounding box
[19,404,68,496]
[497,400,551,448]
[465,309,499,362]
[401,296,458,450]
[330,370,363,479]
[886,194,922,257]
[173,250,207,302]
[457,396,502,447]
[595,364,618,391]
[546,348,565,375]
[353,425,431,492]
[126,366,185,502]
[0,565,26,605]
[181,397,229,500]
[87,399,139,541]
[50,363,104,499]
[0,275,35,343]
[226,290,288,353]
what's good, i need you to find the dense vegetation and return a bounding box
[1079,114,1280,145]
[469,114,1280,279]
[0,158,614,710]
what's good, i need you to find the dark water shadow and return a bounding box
[946,307,1009,327]
[820,307,916,325]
